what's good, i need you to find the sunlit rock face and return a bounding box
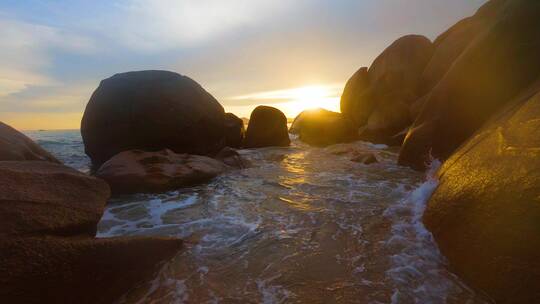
[340,35,434,145]
[243,106,290,148]
[81,70,226,168]
[290,108,357,147]
[399,0,540,170]
[0,121,60,163]
[424,79,540,304]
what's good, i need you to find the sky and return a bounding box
[0,0,486,130]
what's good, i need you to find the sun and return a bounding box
[282,85,341,117]
[230,84,343,118]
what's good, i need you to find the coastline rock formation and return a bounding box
[290,108,357,146]
[0,236,182,304]
[243,106,290,148]
[0,161,109,237]
[424,79,540,304]
[96,149,228,195]
[399,0,540,170]
[0,124,184,303]
[340,35,434,145]
[81,70,226,167]
[0,122,60,163]
[224,112,245,148]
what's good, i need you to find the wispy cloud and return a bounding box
[102,0,304,52]
[0,17,97,98]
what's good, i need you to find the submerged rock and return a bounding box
[96,149,229,194]
[0,161,110,237]
[224,113,245,148]
[350,152,378,165]
[0,236,182,304]
[424,80,540,304]
[243,106,290,148]
[290,108,357,147]
[0,121,60,163]
[400,0,540,170]
[81,70,226,167]
[340,35,434,144]
[214,147,249,169]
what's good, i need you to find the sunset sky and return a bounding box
[0,0,486,130]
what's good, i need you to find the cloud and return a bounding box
[104,0,304,52]
[0,16,97,98]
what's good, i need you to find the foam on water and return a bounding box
[26,130,491,304]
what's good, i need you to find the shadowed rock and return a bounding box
[0,122,60,163]
[81,70,226,167]
[96,149,228,195]
[0,161,110,237]
[350,152,378,165]
[0,236,182,304]
[400,0,540,170]
[290,108,357,147]
[243,106,290,148]
[424,79,540,304]
[224,112,245,148]
[340,35,434,144]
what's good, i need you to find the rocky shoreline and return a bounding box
[1,0,540,303]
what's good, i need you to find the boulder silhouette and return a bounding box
[0,121,60,163]
[81,70,226,167]
[290,108,357,146]
[243,106,290,148]
[340,35,434,144]
[224,112,245,148]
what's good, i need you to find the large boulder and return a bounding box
[424,81,540,304]
[96,149,228,195]
[243,106,290,148]
[81,70,226,167]
[340,67,371,127]
[0,122,60,163]
[418,0,505,95]
[290,108,357,146]
[399,0,540,170]
[340,35,434,144]
[0,236,182,304]
[224,112,245,148]
[0,161,110,237]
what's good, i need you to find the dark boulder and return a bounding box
[399,0,540,170]
[224,112,245,148]
[424,80,540,304]
[340,35,434,144]
[0,236,182,304]
[350,152,378,165]
[0,122,60,163]
[0,161,110,237]
[81,70,226,167]
[340,67,371,127]
[96,149,228,195]
[214,147,249,169]
[290,108,357,146]
[243,106,290,148]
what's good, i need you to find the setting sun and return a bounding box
[230,84,342,118]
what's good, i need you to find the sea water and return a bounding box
[26,130,491,304]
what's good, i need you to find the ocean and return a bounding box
[25,130,490,304]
